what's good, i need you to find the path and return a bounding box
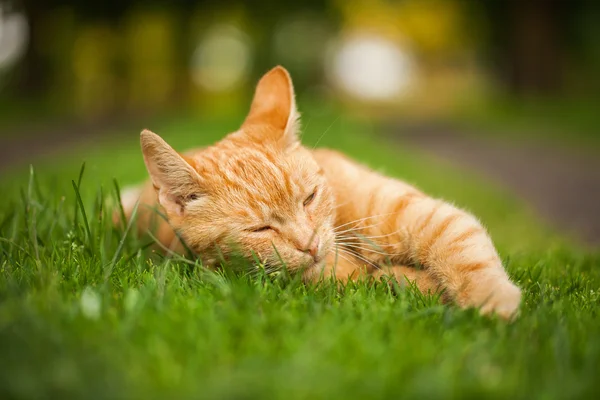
[0,114,148,172]
[390,123,600,246]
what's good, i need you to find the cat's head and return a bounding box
[141,66,335,275]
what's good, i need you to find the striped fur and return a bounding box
[120,66,521,319]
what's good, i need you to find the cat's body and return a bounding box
[121,66,521,319]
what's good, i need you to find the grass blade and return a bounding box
[73,163,86,226]
[105,200,140,282]
[112,179,127,229]
[72,180,94,250]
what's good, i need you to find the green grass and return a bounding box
[1,104,599,399]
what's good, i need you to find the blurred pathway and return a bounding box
[0,115,148,173]
[391,124,600,246]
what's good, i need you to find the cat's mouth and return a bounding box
[284,252,326,275]
[293,255,323,273]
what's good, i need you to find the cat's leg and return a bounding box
[312,149,520,318]
[306,251,440,296]
[387,194,521,319]
[307,254,446,302]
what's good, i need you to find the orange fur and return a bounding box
[119,66,522,319]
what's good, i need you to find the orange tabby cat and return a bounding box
[120,66,521,319]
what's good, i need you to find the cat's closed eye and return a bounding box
[250,226,273,233]
[187,194,200,201]
[176,193,200,208]
[303,190,317,207]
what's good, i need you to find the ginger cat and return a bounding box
[120,66,521,319]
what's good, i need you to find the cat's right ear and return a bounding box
[140,130,203,217]
[241,66,300,149]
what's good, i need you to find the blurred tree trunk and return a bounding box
[19,0,47,96]
[508,0,565,96]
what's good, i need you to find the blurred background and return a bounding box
[2,0,599,123]
[0,0,599,244]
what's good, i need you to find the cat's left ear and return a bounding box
[140,129,203,218]
[241,66,300,148]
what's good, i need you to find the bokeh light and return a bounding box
[190,24,252,93]
[326,32,415,102]
[0,2,28,82]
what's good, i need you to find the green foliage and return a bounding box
[0,107,598,399]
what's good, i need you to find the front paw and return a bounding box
[460,275,522,320]
[478,281,522,320]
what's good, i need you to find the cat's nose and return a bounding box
[303,235,320,261]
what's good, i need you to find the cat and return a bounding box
[119,66,522,319]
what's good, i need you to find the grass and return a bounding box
[1,103,599,399]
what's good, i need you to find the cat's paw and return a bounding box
[459,274,522,320]
[478,281,521,320]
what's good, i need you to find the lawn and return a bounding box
[0,103,599,399]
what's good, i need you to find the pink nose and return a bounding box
[300,235,320,260]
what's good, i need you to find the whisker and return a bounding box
[337,244,397,264]
[336,240,408,260]
[312,116,340,149]
[335,237,388,250]
[335,248,381,271]
[298,116,312,141]
[334,220,388,236]
[336,242,396,258]
[333,214,387,232]
[354,229,405,241]
[333,206,418,234]
[333,209,408,229]
[334,250,358,269]
[333,212,401,234]
[336,228,405,242]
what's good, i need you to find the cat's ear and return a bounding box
[241,66,300,148]
[140,129,203,217]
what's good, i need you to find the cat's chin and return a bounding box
[299,259,328,282]
[288,258,322,275]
